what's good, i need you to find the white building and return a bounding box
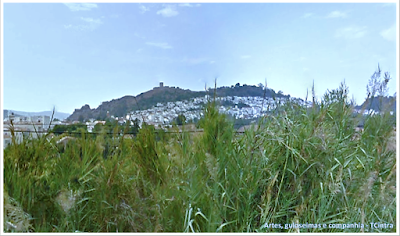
[3,113,53,149]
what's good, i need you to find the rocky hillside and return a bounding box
[355,95,396,112]
[68,86,205,121]
[67,84,285,121]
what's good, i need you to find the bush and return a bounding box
[3,70,396,232]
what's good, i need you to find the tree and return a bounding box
[52,125,68,135]
[175,114,186,126]
[51,123,87,136]
[93,123,104,133]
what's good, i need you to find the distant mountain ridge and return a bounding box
[3,110,71,120]
[67,83,396,122]
[67,84,288,121]
[355,95,396,112]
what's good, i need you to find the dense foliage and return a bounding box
[3,76,397,232]
[51,123,88,136]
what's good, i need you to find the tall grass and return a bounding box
[3,78,396,232]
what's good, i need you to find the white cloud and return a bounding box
[157,5,179,17]
[209,61,216,64]
[302,13,313,18]
[139,4,150,13]
[79,17,103,30]
[335,26,367,39]
[179,3,201,7]
[182,57,209,65]
[80,17,101,23]
[380,24,396,42]
[241,55,251,59]
[146,42,172,49]
[64,17,103,31]
[326,10,347,18]
[382,3,395,7]
[63,3,98,11]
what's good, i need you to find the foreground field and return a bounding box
[3,82,397,232]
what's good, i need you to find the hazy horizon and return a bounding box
[3,2,398,114]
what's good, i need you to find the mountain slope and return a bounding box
[3,110,71,120]
[67,84,285,121]
[67,86,206,121]
[355,95,396,112]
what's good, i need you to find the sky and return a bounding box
[2,1,398,114]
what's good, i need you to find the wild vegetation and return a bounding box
[3,69,397,232]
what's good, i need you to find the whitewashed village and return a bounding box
[2,83,388,149]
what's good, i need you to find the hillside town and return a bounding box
[2,95,297,148]
[127,95,309,127]
[2,93,393,149]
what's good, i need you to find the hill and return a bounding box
[3,110,71,120]
[67,84,286,121]
[355,95,396,112]
[68,86,206,121]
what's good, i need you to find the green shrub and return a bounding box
[3,72,396,232]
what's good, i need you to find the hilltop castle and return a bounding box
[154,82,169,90]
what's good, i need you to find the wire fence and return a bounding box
[3,121,254,135]
[4,128,248,136]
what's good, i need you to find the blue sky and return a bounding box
[2,2,398,114]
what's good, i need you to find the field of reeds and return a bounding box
[3,78,397,233]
